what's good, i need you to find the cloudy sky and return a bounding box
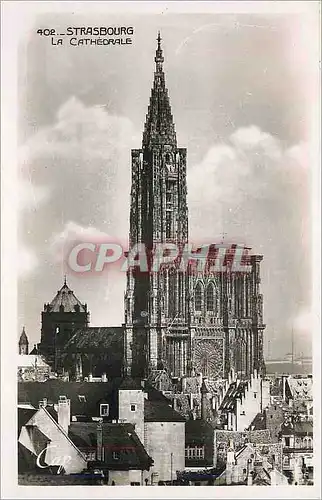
[18,10,315,359]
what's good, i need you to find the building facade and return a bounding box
[124,34,266,380]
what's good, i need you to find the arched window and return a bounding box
[194,283,202,312]
[206,283,215,311]
[303,437,313,449]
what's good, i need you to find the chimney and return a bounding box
[97,420,103,461]
[200,378,208,421]
[247,458,253,486]
[58,397,70,433]
[226,440,235,485]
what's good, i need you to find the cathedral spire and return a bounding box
[142,33,177,148]
[155,31,164,72]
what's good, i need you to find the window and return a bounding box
[112,451,120,460]
[206,283,214,311]
[303,437,313,449]
[285,437,290,447]
[166,212,172,239]
[166,192,173,203]
[78,395,86,403]
[100,404,109,416]
[195,283,202,312]
[87,451,96,461]
[185,446,204,460]
[130,404,136,412]
[254,392,257,399]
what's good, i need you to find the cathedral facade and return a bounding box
[124,34,266,380]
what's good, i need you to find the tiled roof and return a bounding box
[68,422,153,470]
[144,399,186,422]
[24,425,50,455]
[166,394,192,420]
[293,420,313,435]
[215,429,272,452]
[219,381,249,411]
[185,419,214,443]
[18,407,37,435]
[18,380,121,419]
[18,443,38,472]
[248,412,266,431]
[287,377,313,400]
[47,282,87,313]
[119,377,143,390]
[63,327,123,353]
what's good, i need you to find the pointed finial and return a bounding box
[64,274,67,286]
[155,31,164,72]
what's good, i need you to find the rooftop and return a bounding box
[68,422,153,470]
[46,279,87,314]
[144,399,186,422]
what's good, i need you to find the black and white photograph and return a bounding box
[1,1,321,498]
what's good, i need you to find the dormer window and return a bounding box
[112,451,120,460]
[100,404,109,416]
[78,395,86,403]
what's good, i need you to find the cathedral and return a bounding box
[123,33,266,380]
[24,34,265,383]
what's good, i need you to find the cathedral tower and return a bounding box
[38,278,89,371]
[124,33,190,377]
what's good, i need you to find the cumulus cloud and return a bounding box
[23,97,137,163]
[20,97,137,243]
[188,125,308,241]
